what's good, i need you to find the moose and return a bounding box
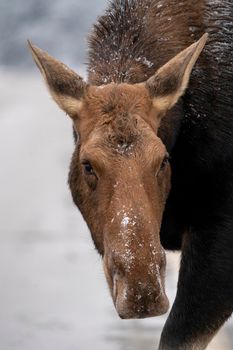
[28,0,233,349]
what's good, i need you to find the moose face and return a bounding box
[69,84,171,318]
[28,33,207,319]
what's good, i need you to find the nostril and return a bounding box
[111,253,126,274]
[113,274,118,301]
[112,270,124,301]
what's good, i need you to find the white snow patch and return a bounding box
[121,216,130,227]
[115,142,134,155]
[135,56,154,68]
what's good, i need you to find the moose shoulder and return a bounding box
[28,0,233,349]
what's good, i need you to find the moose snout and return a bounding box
[114,275,169,319]
[103,250,169,319]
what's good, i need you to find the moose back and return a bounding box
[29,0,233,349]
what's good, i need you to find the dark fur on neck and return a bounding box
[87,0,207,85]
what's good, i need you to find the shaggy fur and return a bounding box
[29,0,233,349]
[90,1,233,348]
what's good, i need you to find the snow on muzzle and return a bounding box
[103,216,169,319]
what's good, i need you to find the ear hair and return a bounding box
[146,33,208,113]
[28,40,87,117]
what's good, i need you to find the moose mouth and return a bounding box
[104,251,169,319]
[112,270,169,319]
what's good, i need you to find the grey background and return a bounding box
[0,1,232,349]
[0,0,107,70]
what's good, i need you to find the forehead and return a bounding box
[77,83,165,158]
[78,83,156,142]
[85,83,152,114]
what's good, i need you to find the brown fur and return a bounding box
[28,0,233,347]
[28,0,210,337]
[68,83,172,318]
[28,30,206,320]
[88,0,207,86]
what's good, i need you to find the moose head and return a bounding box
[28,33,207,319]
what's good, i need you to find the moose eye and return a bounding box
[82,161,95,175]
[82,161,98,190]
[159,155,170,172]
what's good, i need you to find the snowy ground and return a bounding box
[0,71,232,349]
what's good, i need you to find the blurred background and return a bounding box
[0,1,232,349]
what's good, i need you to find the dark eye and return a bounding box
[82,161,98,190]
[82,161,95,175]
[159,155,170,172]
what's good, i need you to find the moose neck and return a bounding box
[87,0,206,86]
[88,0,160,85]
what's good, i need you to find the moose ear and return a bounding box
[28,41,87,117]
[146,33,208,114]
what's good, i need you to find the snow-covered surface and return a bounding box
[0,71,232,349]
